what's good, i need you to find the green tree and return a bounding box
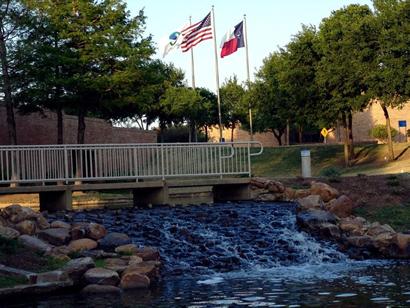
[280,25,321,143]
[220,76,247,142]
[248,52,291,146]
[316,4,378,166]
[368,0,410,160]
[25,0,154,144]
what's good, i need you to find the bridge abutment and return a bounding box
[39,189,72,212]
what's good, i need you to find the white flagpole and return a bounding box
[211,6,223,142]
[189,16,196,89]
[244,14,253,142]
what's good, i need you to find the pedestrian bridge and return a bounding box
[0,142,263,211]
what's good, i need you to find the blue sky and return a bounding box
[127,0,373,92]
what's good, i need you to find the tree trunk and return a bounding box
[342,113,349,167]
[205,125,208,142]
[286,119,290,145]
[231,123,235,142]
[348,112,354,160]
[272,129,283,146]
[77,106,86,144]
[0,22,17,145]
[57,105,64,144]
[298,125,303,144]
[381,103,394,160]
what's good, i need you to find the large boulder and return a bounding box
[2,204,39,223]
[310,182,339,202]
[297,195,323,212]
[36,215,50,230]
[325,195,353,218]
[87,223,107,240]
[366,222,395,237]
[296,209,338,232]
[83,268,120,286]
[122,261,160,283]
[115,244,138,255]
[104,258,129,273]
[67,238,98,252]
[81,284,121,294]
[15,220,37,235]
[38,228,71,246]
[0,225,20,239]
[266,180,286,193]
[120,272,150,289]
[63,257,95,283]
[338,217,366,236]
[133,247,160,261]
[346,235,374,248]
[294,189,311,199]
[50,220,71,229]
[19,234,53,253]
[36,270,68,284]
[70,223,88,240]
[250,177,269,189]
[98,232,131,251]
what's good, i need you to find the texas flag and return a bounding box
[220,21,245,58]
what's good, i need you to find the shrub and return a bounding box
[319,166,341,183]
[369,124,398,142]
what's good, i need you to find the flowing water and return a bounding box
[6,202,410,307]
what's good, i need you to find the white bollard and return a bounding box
[301,149,311,178]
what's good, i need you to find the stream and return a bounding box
[6,202,410,307]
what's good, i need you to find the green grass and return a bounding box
[0,276,28,288]
[354,203,410,232]
[251,142,410,178]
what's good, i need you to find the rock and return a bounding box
[19,234,53,253]
[366,222,395,237]
[339,217,366,236]
[70,224,88,240]
[393,233,410,252]
[80,250,118,259]
[50,220,71,229]
[63,257,95,283]
[67,238,98,252]
[318,223,341,239]
[123,261,159,282]
[310,182,339,202]
[120,272,150,289]
[3,204,39,223]
[346,235,373,248]
[115,244,138,255]
[294,189,311,199]
[0,225,20,239]
[133,246,160,261]
[128,255,143,266]
[266,180,285,193]
[46,246,71,262]
[257,193,279,201]
[38,228,71,246]
[98,232,131,251]
[297,195,323,212]
[84,268,120,286]
[296,210,338,232]
[373,232,394,250]
[36,270,68,284]
[87,223,107,240]
[15,220,37,235]
[250,177,269,189]
[36,215,50,230]
[81,284,121,294]
[284,187,296,200]
[325,195,353,218]
[104,258,129,273]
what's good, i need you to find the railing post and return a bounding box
[247,142,251,177]
[161,143,165,180]
[219,144,222,179]
[64,145,69,184]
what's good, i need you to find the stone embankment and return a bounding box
[0,204,160,297]
[251,177,410,260]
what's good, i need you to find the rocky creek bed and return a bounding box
[2,178,410,306]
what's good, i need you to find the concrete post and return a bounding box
[301,149,312,178]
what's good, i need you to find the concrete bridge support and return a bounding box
[39,190,73,212]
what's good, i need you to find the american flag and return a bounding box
[180,12,213,52]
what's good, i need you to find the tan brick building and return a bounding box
[209,101,410,146]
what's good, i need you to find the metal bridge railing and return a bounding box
[0,142,263,184]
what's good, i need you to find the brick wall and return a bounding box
[0,107,157,145]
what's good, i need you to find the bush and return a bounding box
[369,124,398,142]
[319,166,341,182]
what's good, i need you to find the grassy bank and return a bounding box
[251,142,410,178]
